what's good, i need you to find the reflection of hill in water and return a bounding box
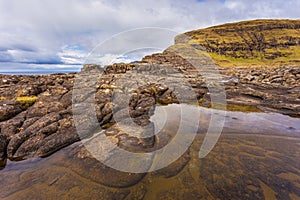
[0,105,300,200]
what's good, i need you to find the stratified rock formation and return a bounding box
[0,19,299,165]
[175,19,300,66]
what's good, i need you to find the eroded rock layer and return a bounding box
[0,60,299,164]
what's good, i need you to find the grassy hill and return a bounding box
[174,19,300,67]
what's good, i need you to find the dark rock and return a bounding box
[68,138,148,188]
[81,64,103,73]
[0,57,299,162]
[0,100,23,122]
[0,135,8,161]
[36,126,79,158]
[0,111,26,138]
[7,113,62,159]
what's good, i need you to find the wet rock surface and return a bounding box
[0,73,79,161]
[1,132,299,200]
[0,57,299,164]
[0,100,300,199]
[1,19,299,199]
[143,51,300,116]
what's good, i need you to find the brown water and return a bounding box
[0,104,300,200]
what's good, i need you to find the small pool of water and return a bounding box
[1,104,300,200]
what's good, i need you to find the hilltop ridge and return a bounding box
[174,19,300,67]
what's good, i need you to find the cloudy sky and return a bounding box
[0,0,299,72]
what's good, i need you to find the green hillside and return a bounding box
[175,19,300,67]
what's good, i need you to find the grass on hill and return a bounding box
[175,19,300,67]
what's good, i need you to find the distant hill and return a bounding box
[174,19,300,67]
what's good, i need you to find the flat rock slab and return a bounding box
[0,62,299,165]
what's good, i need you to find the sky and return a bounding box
[0,0,299,72]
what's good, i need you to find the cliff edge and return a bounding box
[175,19,300,67]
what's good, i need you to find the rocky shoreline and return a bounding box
[0,52,299,166]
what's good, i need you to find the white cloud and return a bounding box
[0,0,299,71]
[57,45,88,64]
[93,48,163,66]
[94,54,120,66]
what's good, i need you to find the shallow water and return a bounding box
[0,104,300,200]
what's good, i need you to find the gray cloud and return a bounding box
[0,0,299,71]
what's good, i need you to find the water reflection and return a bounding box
[0,104,299,199]
[152,104,300,137]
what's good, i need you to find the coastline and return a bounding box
[0,62,299,164]
[0,70,79,75]
[0,18,300,199]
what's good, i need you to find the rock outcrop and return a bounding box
[1,61,299,164]
[0,19,299,167]
[143,51,300,116]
